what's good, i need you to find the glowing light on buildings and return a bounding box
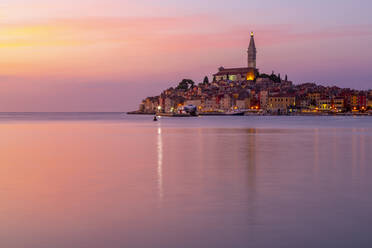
[246,71,255,81]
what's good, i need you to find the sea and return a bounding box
[0,113,371,248]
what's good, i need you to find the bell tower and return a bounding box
[247,32,257,68]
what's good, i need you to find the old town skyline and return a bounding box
[137,32,372,115]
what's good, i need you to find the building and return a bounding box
[143,97,158,113]
[308,93,321,104]
[368,97,372,109]
[203,97,220,112]
[268,95,296,113]
[247,32,257,68]
[164,97,174,113]
[358,94,367,109]
[350,95,358,109]
[139,103,145,112]
[185,99,202,109]
[220,94,232,110]
[214,32,258,82]
[259,91,268,110]
[298,98,311,109]
[235,98,251,110]
[333,98,345,110]
[214,67,258,82]
[318,99,332,110]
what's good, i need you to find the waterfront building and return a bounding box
[220,94,233,110]
[318,99,332,110]
[298,98,311,109]
[203,97,220,112]
[164,97,174,113]
[268,95,296,113]
[368,97,372,109]
[139,103,145,112]
[350,95,358,109]
[333,98,345,110]
[235,100,245,110]
[185,99,202,109]
[259,91,268,110]
[143,97,159,113]
[235,97,251,110]
[213,32,258,82]
[358,94,367,109]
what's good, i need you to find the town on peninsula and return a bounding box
[131,32,372,116]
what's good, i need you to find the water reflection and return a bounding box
[246,128,257,191]
[314,128,319,175]
[0,121,371,248]
[352,128,357,180]
[157,125,163,201]
[245,128,258,225]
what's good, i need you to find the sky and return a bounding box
[0,0,372,111]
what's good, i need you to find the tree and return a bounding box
[176,79,195,90]
[203,76,209,84]
[285,74,288,82]
[176,81,188,90]
[257,72,281,83]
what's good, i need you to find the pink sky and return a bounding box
[0,0,372,111]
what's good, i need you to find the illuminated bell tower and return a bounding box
[247,32,257,68]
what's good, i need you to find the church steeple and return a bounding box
[248,32,257,68]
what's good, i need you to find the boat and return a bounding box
[199,112,225,116]
[157,113,197,117]
[199,111,245,116]
[224,111,245,116]
[156,104,199,117]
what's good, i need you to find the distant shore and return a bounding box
[127,110,371,117]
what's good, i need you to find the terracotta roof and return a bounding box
[269,94,295,98]
[213,67,256,76]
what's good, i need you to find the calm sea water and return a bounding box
[0,113,371,248]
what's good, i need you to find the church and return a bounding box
[213,32,258,82]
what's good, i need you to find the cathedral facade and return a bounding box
[213,32,258,82]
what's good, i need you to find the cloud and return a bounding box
[1,16,372,111]
[0,15,214,48]
[2,15,371,50]
[1,16,371,79]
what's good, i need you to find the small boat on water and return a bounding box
[225,111,245,116]
[157,113,197,117]
[156,104,199,117]
[153,116,158,121]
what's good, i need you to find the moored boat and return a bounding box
[224,111,245,116]
[157,113,198,117]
